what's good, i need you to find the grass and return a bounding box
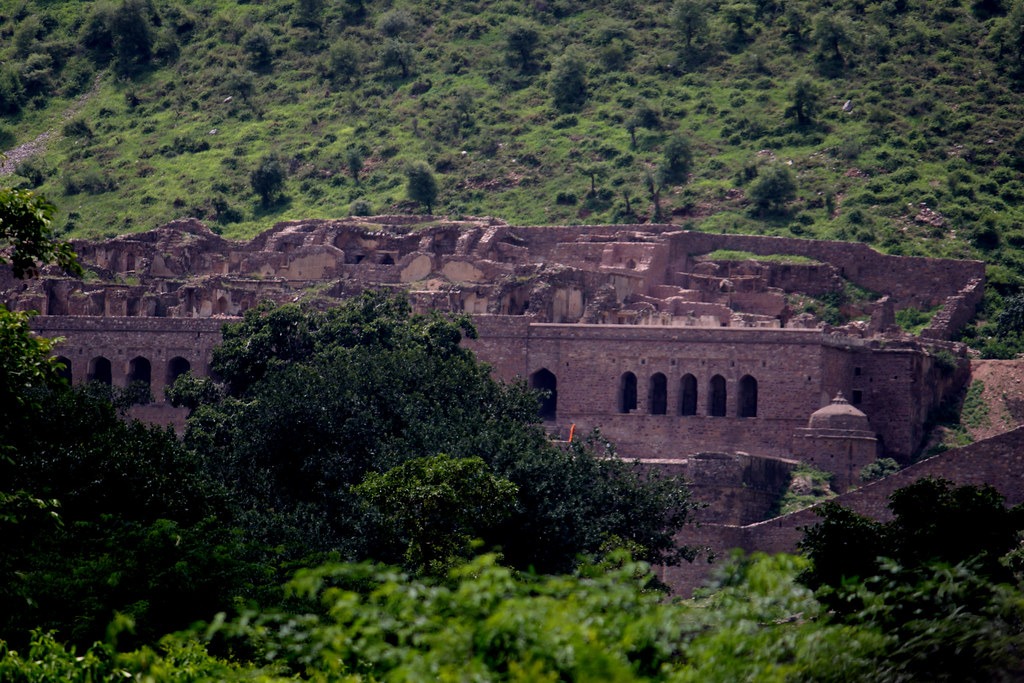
[2,0,1024,345]
[961,380,991,431]
[698,250,821,264]
[778,463,836,516]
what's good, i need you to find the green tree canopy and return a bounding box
[173,293,695,574]
[748,164,797,214]
[354,453,518,573]
[405,160,438,213]
[799,478,1024,607]
[549,51,588,113]
[0,188,81,278]
[249,155,285,206]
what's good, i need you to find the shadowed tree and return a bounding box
[813,13,850,68]
[405,160,438,214]
[250,155,285,206]
[785,78,821,127]
[748,164,797,214]
[673,0,709,52]
[550,51,588,112]
[345,148,364,184]
[660,133,694,184]
[505,21,541,73]
[379,39,413,78]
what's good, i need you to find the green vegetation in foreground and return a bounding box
[4,480,1024,682]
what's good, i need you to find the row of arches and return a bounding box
[528,368,758,421]
[620,372,758,417]
[56,355,193,390]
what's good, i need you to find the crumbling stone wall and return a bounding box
[659,426,1024,594]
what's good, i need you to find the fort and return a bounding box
[6,215,1019,591]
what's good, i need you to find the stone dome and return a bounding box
[807,393,871,431]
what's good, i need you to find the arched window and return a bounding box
[649,373,667,415]
[55,356,72,384]
[88,356,112,385]
[680,374,697,416]
[216,296,229,315]
[129,356,152,389]
[709,374,727,417]
[619,372,638,413]
[530,368,558,421]
[739,375,758,418]
[167,357,191,385]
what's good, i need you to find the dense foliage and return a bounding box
[5,547,1024,681]
[172,293,696,576]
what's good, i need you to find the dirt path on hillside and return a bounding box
[0,74,103,177]
[965,360,1024,441]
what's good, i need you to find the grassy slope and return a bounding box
[1,0,1023,283]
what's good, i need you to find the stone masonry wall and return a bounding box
[661,426,1024,594]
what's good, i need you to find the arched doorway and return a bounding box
[649,373,667,415]
[680,374,697,416]
[739,375,758,418]
[709,375,727,417]
[129,356,152,389]
[88,357,112,385]
[619,372,638,413]
[167,357,191,385]
[530,368,558,421]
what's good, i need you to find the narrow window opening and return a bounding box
[619,372,638,413]
[649,373,667,415]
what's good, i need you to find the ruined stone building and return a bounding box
[6,215,1011,589]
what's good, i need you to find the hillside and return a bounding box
[1,1,1023,299]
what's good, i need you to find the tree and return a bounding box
[177,294,696,574]
[109,0,155,76]
[660,133,693,184]
[784,78,820,127]
[293,0,323,29]
[250,155,285,206]
[0,383,248,650]
[379,39,413,78]
[813,12,850,67]
[354,454,518,573]
[748,164,797,214]
[505,21,541,73]
[549,51,588,113]
[327,38,360,84]
[242,27,273,72]
[578,162,607,196]
[345,147,364,184]
[799,478,1024,606]
[992,0,1024,79]
[721,2,757,47]
[996,293,1024,337]
[672,0,709,52]
[798,479,1024,681]
[405,160,438,213]
[0,188,81,278]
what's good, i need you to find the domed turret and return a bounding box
[792,392,880,490]
[807,392,871,432]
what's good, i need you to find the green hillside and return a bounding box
[1,0,1023,277]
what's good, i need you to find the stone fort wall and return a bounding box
[659,426,1024,593]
